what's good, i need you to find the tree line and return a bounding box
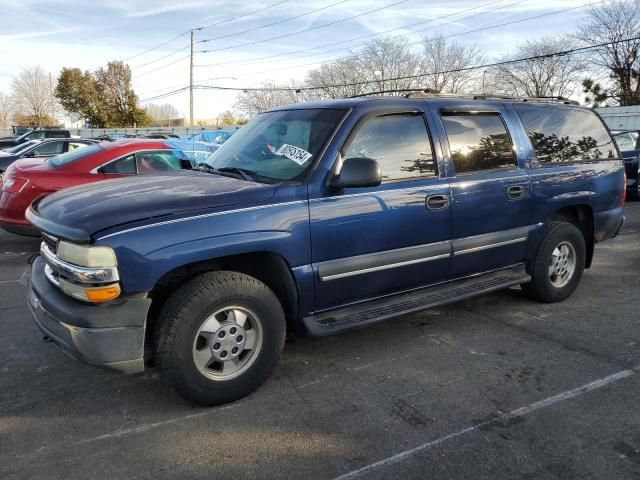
[235,1,640,117]
[1,1,638,127]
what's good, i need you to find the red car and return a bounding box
[0,139,200,235]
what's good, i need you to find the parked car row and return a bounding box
[0,138,217,234]
[13,94,625,407]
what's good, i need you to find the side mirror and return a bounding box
[330,157,382,189]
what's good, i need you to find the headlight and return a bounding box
[57,241,118,268]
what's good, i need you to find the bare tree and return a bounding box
[488,35,586,98]
[353,37,423,94]
[0,92,14,128]
[145,103,181,126]
[11,66,57,121]
[420,34,484,93]
[305,57,370,99]
[576,0,640,106]
[234,81,304,118]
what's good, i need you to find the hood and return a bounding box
[33,171,277,238]
[0,139,18,148]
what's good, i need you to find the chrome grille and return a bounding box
[41,233,58,255]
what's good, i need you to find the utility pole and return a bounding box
[49,72,54,126]
[190,29,194,127]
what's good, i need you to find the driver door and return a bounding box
[309,112,452,311]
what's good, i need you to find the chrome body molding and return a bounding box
[40,242,120,284]
[451,226,532,256]
[317,225,540,282]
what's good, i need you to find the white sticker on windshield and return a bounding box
[276,144,312,165]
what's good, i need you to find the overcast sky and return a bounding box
[0,0,591,120]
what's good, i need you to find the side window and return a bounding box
[514,104,617,163]
[31,141,65,157]
[441,113,516,174]
[136,151,186,174]
[343,114,435,181]
[613,132,638,153]
[27,131,45,140]
[67,142,89,152]
[101,154,136,174]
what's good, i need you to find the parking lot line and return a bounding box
[331,365,639,480]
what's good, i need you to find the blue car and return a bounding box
[26,94,624,405]
[183,129,235,146]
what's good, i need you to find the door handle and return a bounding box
[426,194,449,210]
[507,185,525,200]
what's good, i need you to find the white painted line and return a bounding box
[73,402,242,445]
[331,366,639,480]
[0,279,18,284]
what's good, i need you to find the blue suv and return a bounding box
[26,95,625,405]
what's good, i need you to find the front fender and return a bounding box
[97,200,310,293]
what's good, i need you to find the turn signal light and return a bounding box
[85,285,121,303]
[2,177,29,193]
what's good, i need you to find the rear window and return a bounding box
[48,144,103,168]
[514,104,617,163]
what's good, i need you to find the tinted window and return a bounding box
[31,141,65,156]
[48,144,103,168]
[514,104,616,163]
[136,151,192,174]
[343,114,435,181]
[102,154,136,174]
[442,114,516,174]
[613,131,638,152]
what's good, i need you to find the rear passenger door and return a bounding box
[435,107,532,278]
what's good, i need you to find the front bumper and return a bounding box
[27,256,151,374]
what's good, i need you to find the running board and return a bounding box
[303,264,530,336]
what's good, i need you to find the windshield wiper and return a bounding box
[214,166,256,182]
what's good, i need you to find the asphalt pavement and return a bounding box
[1,205,639,480]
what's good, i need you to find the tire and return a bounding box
[522,221,586,303]
[155,271,286,406]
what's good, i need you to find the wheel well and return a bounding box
[551,205,594,268]
[145,252,299,361]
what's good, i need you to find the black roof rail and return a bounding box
[409,92,580,105]
[349,89,580,105]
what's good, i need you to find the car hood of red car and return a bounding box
[32,171,277,239]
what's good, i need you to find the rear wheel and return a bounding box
[155,271,286,406]
[522,222,586,303]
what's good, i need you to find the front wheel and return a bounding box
[155,271,286,406]
[522,222,586,303]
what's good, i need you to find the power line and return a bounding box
[198,0,350,44]
[195,0,515,68]
[191,35,640,94]
[197,0,289,31]
[125,1,290,73]
[227,0,529,76]
[123,32,188,62]
[207,0,594,81]
[134,55,190,78]
[199,0,410,54]
[139,86,190,103]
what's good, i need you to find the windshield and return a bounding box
[48,144,103,168]
[203,109,345,182]
[613,131,639,152]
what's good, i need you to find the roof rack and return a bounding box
[349,89,579,105]
[405,91,580,105]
